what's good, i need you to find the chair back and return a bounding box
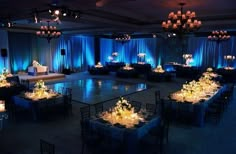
[6,76,20,85]
[40,139,55,154]
[155,90,161,103]
[145,103,157,115]
[94,103,103,115]
[130,100,142,112]
[80,106,91,121]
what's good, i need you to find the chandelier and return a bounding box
[208,30,230,42]
[224,55,235,60]
[114,34,131,44]
[36,21,61,43]
[161,2,202,34]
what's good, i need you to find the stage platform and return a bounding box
[18,73,66,83]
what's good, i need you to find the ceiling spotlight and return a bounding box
[48,9,52,14]
[73,12,79,19]
[54,9,60,16]
[62,9,67,16]
[7,21,13,28]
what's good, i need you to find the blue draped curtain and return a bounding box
[0,30,9,70]
[100,38,163,67]
[7,32,94,73]
[4,31,236,74]
[188,36,236,69]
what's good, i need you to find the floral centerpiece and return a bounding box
[153,65,165,73]
[25,80,57,100]
[0,69,11,87]
[2,68,12,78]
[32,60,41,67]
[203,67,218,79]
[32,80,47,98]
[100,97,144,128]
[94,62,103,68]
[170,73,220,104]
[123,64,133,70]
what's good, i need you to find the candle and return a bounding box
[0,100,5,112]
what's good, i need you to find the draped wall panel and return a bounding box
[7,32,94,73]
[2,31,236,74]
[100,38,164,67]
[0,30,9,69]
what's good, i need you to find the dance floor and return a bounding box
[47,78,150,104]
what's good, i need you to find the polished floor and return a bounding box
[47,78,150,104]
[0,72,236,154]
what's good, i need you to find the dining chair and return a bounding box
[40,139,55,154]
[145,103,157,115]
[94,103,103,116]
[80,105,91,122]
[63,88,72,115]
[130,100,142,112]
[155,90,161,103]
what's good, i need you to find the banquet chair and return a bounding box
[63,88,72,116]
[145,103,157,116]
[130,100,142,112]
[80,105,101,154]
[80,105,91,122]
[40,139,55,154]
[94,103,104,116]
[205,99,224,124]
[155,90,161,103]
[21,79,30,91]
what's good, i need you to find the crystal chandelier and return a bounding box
[36,21,61,43]
[161,2,202,34]
[208,30,230,42]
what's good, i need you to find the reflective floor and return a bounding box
[47,78,150,104]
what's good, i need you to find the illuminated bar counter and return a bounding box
[169,71,225,126]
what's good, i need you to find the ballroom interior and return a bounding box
[0,0,236,154]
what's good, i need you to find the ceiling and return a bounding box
[1,0,236,37]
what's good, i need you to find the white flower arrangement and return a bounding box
[34,80,47,90]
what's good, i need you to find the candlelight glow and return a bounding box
[25,80,57,100]
[170,72,220,104]
[153,65,165,73]
[94,62,103,68]
[0,100,6,112]
[122,64,134,70]
[0,74,10,87]
[100,97,145,128]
